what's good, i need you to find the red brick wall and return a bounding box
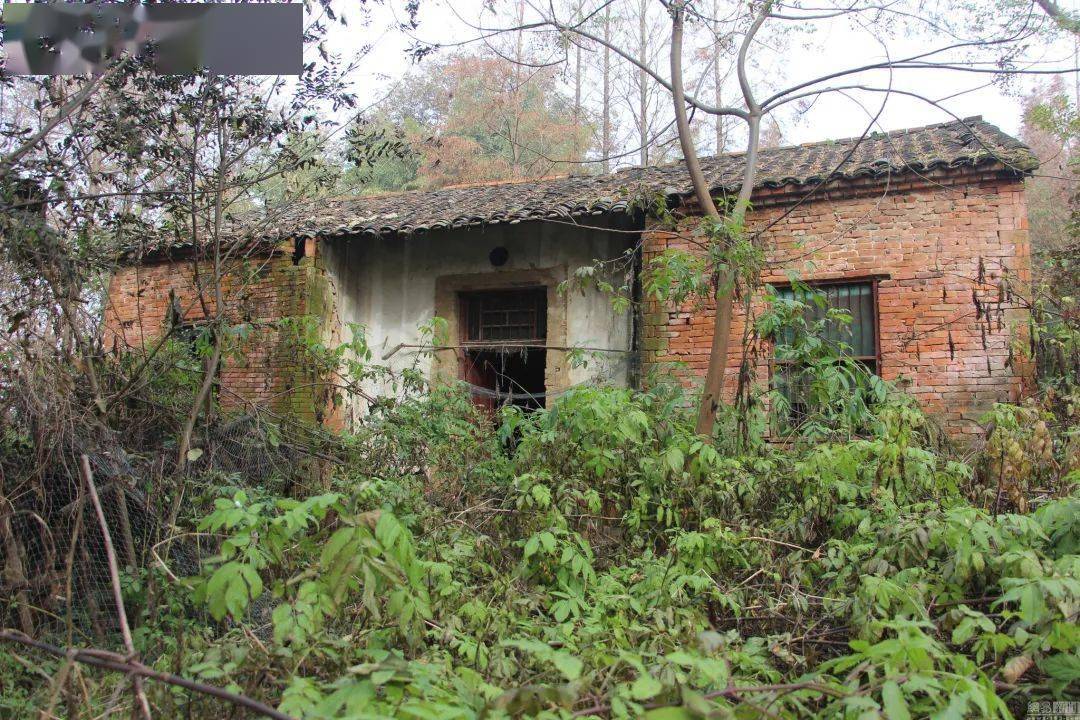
[102,248,335,424]
[641,168,1032,436]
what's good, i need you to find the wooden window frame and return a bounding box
[459,287,548,347]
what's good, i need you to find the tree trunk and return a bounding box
[177,116,228,469]
[570,0,583,165]
[669,2,764,438]
[713,0,724,154]
[574,32,582,162]
[695,275,737,435]
[638,0,649,167]
[602,6,612,173]
[512,0,526,178]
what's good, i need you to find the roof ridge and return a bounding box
[638,116,995,171]
[323,118,1004,203]
[256,116,1034,242]
[439,173,573,190]
[319,172,594,204]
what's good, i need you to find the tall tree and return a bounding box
[1020,77,1078,273]
[620,0,672,166]
[601,5,614,173]
[364,54,591,189]
[635,0,651,165]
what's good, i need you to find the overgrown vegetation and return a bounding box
[2,294,1077,718]
[2,4,1080,718]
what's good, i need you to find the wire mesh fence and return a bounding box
[0,407,329,643]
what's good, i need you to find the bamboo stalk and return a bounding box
[79,455,152,720]
[77,537,106,644]
[113,485,137,569]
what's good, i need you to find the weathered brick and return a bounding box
[102,248,342,427]
[641,170,1030,436]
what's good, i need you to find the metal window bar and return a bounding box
[772,281,879,422]
[775,283,876,360]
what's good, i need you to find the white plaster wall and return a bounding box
[321,217,638,416]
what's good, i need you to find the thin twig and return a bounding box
[40,650,76,720]
[741,535,816,554]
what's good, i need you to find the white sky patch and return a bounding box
[319,0,1080,155]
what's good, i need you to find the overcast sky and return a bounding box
[328,0,1077,159]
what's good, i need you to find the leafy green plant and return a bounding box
[7,370,1077,719]
[758,282,889,441]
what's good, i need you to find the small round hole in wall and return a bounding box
[489,246,509,267]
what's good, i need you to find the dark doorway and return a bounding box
[462,347,546,411]
[459,288,547,412]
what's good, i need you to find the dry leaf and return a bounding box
[1002,654,1033,684]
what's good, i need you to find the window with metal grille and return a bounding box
[461,288,547,344]
[772,281,879,420]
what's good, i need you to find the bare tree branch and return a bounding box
[0,62,124,179]
[0,630,296,720]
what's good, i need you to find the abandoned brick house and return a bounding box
[103,117,1038,436]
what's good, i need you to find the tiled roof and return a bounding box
[278,116,1037,240]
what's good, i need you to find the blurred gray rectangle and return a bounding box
[3,3,303,75]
